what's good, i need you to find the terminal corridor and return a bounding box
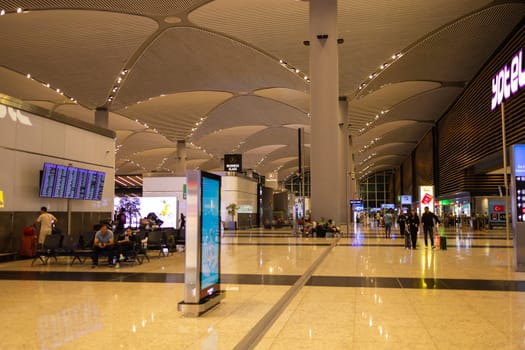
[1,224,524,349]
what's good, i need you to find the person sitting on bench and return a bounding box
[92,224,116,268]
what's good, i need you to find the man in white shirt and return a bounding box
[34,206,57,247]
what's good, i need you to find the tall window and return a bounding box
[359,170,394,212]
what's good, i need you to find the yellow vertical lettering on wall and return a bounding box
[0,190,4,208]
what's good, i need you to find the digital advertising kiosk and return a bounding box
[178,170,224,316]
[511,144,525,271]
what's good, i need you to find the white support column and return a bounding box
[309,0,343,223]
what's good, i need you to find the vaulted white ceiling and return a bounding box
[0,0,523,181]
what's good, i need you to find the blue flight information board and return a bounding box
[200,173,221,298]
[39,162,105,200]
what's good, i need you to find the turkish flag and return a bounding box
[421,193,432,205]
[493,205,504,212]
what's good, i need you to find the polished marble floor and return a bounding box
[1,223,525,349]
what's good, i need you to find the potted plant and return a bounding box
[226,203,238,230]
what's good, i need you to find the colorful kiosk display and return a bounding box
[178,171,224,316]
[511,144,525,271]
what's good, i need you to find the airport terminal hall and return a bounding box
[2,1,525,349]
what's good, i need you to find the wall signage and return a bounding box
[491,48,525,110]
[224,154,242,172]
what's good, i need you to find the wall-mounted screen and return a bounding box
[39,162,106,200]
[200,172,221,299]
[39,163,57,198]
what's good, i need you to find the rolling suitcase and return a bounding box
[440,235,447,250]
[20,226,37,257]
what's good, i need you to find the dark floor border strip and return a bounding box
[222,242,332,247]
[0,270,185,283]
[336,243,513,248]
[2,270,525,292]
[307,276,525,292]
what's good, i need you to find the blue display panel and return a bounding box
[74,169,88,199]
[94,172,105,200]
[52,165,68,198]
[63,167,79,199]
[200,172,221,299]
[39,163,105,200]
[39,163,57,198]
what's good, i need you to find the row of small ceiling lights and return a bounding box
[0,7,23,15]
[359,110,389,134]
[24,72,78,104]
[357,53,403,92]
[358,152,377,166]
[356,52,403,137]
[1,10,80,104]
[107,69,128,103]
[359,137,382,153]
[279,60,310,82]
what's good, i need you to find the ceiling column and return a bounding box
[174,140,187,176]
[95,107,108,129]
[309,0,343,223]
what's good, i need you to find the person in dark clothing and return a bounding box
[178,213,186,231]
[397,211,407,237]
[421,206,440,249]
[115,208,126,234]
[406,209,420,249]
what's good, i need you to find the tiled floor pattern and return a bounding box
[1,225,524,349]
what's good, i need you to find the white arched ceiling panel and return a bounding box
[360,4,525,96]
[243,145,287,171]
[355,120,421,147]
[116,91,233,141]
[254,88,310,112]
[348,81,440,134]
[191,95,309,140]
[129,148,178,171]
[116,161,145,175]
[195,125,268,158]
[117,131,175,159]
[112,27,307,110]
[239,127,303,153]
[0,67,68,104]
[382,86,463,123]
[338,0,493,94]
[0,10,158,108]
[197,158,222,172]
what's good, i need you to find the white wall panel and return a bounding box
[0,149,15,210]
[0,105,115,212]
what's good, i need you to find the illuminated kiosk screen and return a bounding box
[199,172,221,300]
[514,145,525,222]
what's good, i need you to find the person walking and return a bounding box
[421,206,440,249]
[406,209,420,249]
[397,211,407,237]
[384,210,393,238]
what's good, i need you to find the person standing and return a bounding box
[421,206,440,249]
[178,213,186,231]
[34,206,57,248]
[115,208,126,234]
[406,209,420,249]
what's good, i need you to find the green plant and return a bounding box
[226,203,238,222]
